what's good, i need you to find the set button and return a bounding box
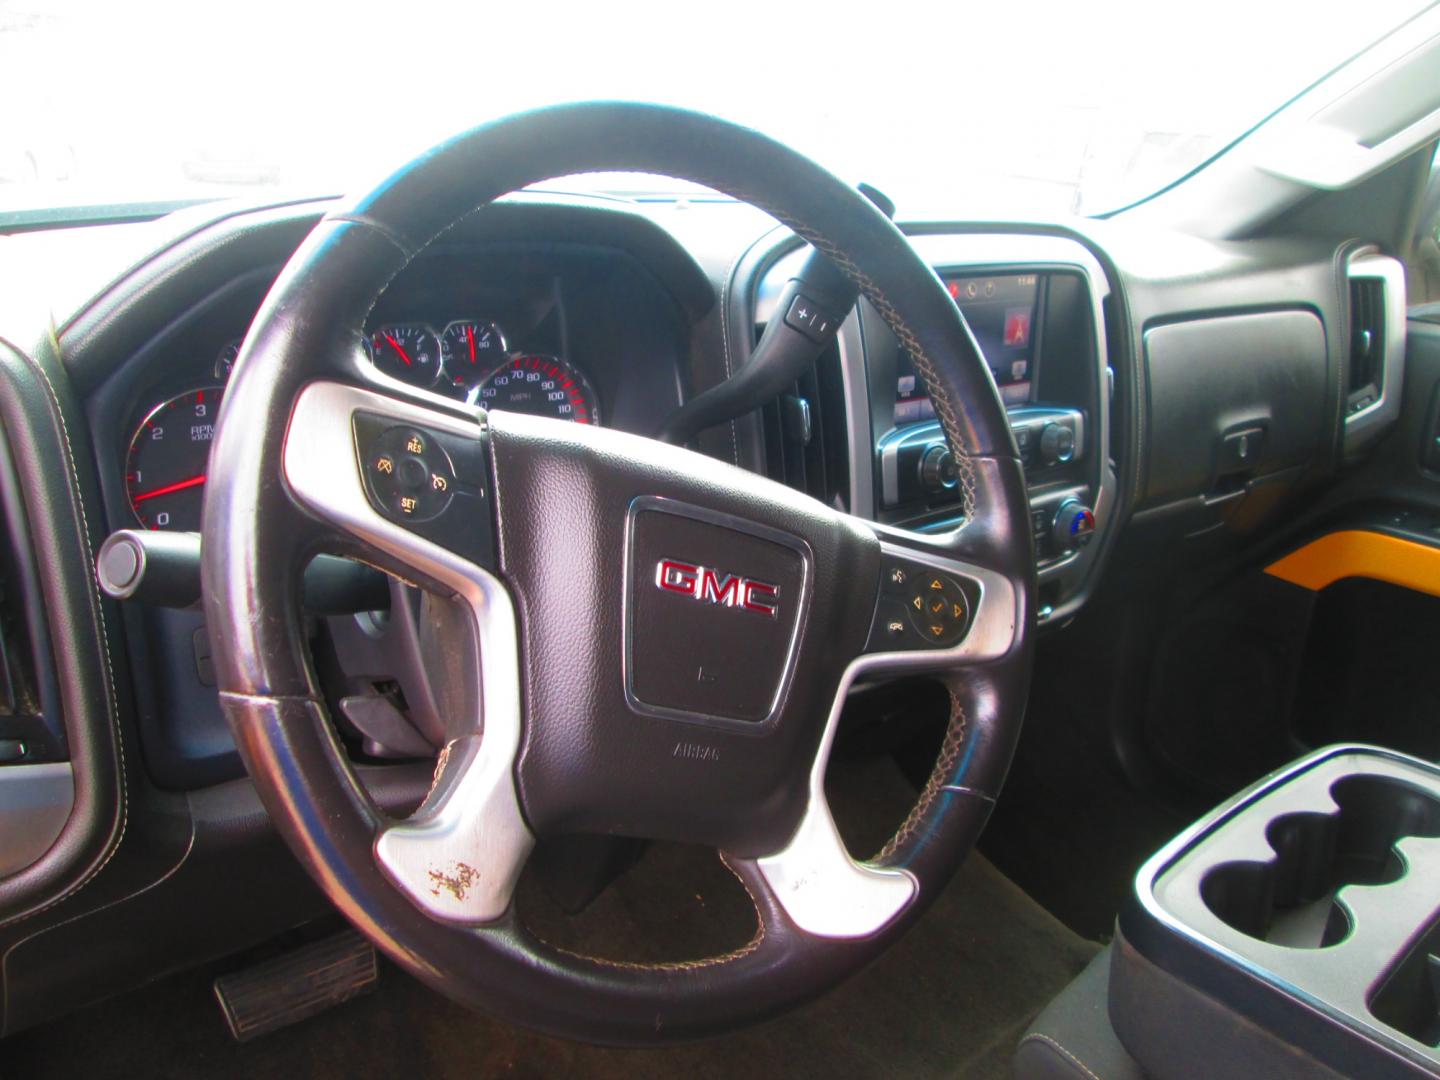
[364,427,455,522]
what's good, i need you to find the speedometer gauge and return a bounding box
[125,386,224,530]
[476,355,599,424]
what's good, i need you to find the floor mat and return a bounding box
[5,851,1093,1078]
[979,652,1195,940]
[5,752,1096,1078]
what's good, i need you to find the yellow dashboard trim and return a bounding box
[1264,530,1440,598]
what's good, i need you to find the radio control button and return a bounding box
[868,558,979,652]
[905,573,969,644]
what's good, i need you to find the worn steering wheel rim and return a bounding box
[201,102,1035,1044]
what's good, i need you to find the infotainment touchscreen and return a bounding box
[895,273,1039,422]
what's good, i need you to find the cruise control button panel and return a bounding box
[364,426,455,522]
[352,412,495,567]
[866,553,981,652]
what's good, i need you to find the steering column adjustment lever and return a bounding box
[657,183,895,447]
[96,528,390,614]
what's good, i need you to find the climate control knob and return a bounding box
[919,444,959,492]
[1051,500,1096,553]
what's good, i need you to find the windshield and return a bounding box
[0,0,1431,220]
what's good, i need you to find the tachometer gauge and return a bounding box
[125,386,224,530]
[368,324,442,387]
[476,355,599,424]
[439,320,507,394]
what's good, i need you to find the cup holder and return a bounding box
[1200,776,1440,949]
[1370,918,1440,1047]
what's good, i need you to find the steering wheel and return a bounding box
[201,103,1034,1044]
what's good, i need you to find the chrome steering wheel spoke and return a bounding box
[752,517,1022,939]
[283,378,532,924]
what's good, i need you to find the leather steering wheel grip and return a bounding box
[200,102,1034,1043]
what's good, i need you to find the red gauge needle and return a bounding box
[383,332,413,367]
[133,474,206,504]
[466,325,477,363]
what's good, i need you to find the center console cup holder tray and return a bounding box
[1199,774,1440,949]
[1122,746,1440,1078]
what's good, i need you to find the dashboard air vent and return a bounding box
[1348,277,1385,399]
[1342,252,1406,452]
[760,341,850,511]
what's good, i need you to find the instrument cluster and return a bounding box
[123,317,600,531]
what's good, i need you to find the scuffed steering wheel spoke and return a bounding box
[747,515,1023,939]
[751,689,920,937]
[283,378,532,924]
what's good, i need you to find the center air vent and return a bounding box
[1343,252,1406,452]
[760,340,850,511]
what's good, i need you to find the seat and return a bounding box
[1012,946,1146,1080]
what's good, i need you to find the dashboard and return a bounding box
[0,174,1396,1040]
[12,193,1367,799]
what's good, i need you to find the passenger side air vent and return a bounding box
[1347,277,1385,399]
[760,340,851,511]
[1343,251,1406,452]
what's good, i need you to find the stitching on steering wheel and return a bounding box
[530,853,766,972]
[752,214,977,526]
[872,688,968,864]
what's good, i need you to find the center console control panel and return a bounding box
[759,233,1113,625]
[880,406,1086,501]
[863,245,1110,605]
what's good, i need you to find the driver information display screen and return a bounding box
[895,273,1039,422]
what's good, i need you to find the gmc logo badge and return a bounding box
[655,558,780,618]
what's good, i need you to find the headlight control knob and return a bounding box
[1039,422,1076,465]
[919,444,959,492]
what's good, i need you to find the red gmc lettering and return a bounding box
[699,569,742,607]
[657,559,698,594]
[741,580,780,617]
[654,558,779,619]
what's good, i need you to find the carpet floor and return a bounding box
[5,760,1097,1079]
